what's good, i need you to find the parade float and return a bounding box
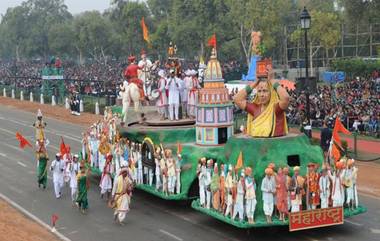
[109,39,366,231]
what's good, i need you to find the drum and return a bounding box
[150,89,160,100]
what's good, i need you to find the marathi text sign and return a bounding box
[289,207,344,232]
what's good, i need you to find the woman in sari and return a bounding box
[76,163,89,214]
[234,71,289,137]
[36,140,48,189]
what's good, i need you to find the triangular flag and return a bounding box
[141,17,150,44]
[15,132,32,149]
[207,33,217,48]
[51,214,59,227]
[60,137,69,156]
[177,142,182,154]
[332,117,351,146]
[235,151,243,170]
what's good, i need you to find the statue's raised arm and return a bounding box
[233,70,289,138]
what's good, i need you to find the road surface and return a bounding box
[0,105,379,241]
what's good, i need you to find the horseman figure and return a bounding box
[138,49,154,97]
[124,55,145,101]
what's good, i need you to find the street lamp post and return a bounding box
[300,6,312,138]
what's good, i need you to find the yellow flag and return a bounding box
[235,151,243,169]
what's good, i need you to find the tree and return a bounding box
[290,10,341,72]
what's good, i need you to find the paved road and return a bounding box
[0,105,379,241]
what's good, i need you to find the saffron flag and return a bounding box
[207,33,217,48]
[15,132,32,149]
[141,17,150,44]
[235,151,244,170]
[51,214,59,227]
[331,117,351,161]
[177,142,182,154]
[60,137,70,156]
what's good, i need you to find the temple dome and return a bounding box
[204,48,223,82]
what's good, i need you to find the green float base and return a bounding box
[191,199,367,229]
[135,184,188,200]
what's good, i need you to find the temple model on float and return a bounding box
[109,33,365,230]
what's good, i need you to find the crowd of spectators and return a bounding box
[287,76,379,136]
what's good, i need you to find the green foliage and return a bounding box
[330,58,380,78]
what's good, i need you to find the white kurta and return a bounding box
[261,176,276,216]
[233,180,245,221]
[166,77,180,105]
[100,163,113,194]
[50,159,64,198]
[328,170,345,207]
[319,175,330,209]
[156,77,168,107]
[245,177,257,219]
[187,76,200,107]
[178,78,187,102]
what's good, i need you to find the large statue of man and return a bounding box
[138,50,153,96]
[124,55,145,101]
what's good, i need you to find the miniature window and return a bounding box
[287,155,300,167]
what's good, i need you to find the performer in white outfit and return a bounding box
[319,167,330,209]
[261,168,276,223]
[154,148,162,190]
[178,73,188,118]
[69,154,80,204]
[156,69,168,119]
[138,50,153,96]
[166,149,176,195]
[197,158,207,207]
[205,159,213,209]
[137,144,143,185]
[224,165,234,217]
[187,70,200,118]
[233,171,245,222]
[111,167,133,225]
[176,154,182,194]
[165,69,180,121]
[50,153,65,199]
[328,162,345,207]
[100,154,113,200]
[245,167,257,224]
[344,159,358,210]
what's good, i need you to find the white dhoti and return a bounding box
[100,174,112,194]
[199,185,206,206]
[114,194,130,223]
[233,194,245,221]
[225,193,233,216]
[245,198,257,219]
[320,193,329,209]
[176,171,181,194]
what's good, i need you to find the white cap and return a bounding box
[228,164,232,171]
[37,109,43,117]
[56,153,61,157]
[158,69,166,78]
[177,154,181,158]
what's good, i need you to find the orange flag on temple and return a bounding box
[177,142,182,154]
[141,17,150,44]
[15,132,32,149]
[235,151,244,170]
[207,33,217,48]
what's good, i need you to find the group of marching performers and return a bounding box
[197,158,359,224]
